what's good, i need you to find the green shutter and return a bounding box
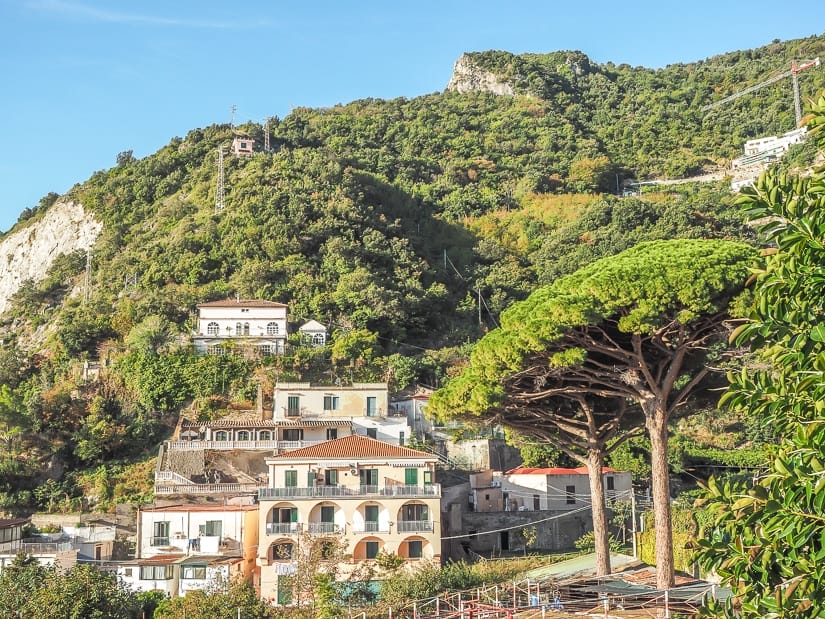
[285,470,297,487]
[308,471,315,487]
[290,508,297,523]
[405,468,418,485]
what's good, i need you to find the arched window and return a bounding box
[258,431,271,441]
[313,332,326,346]
[243,322,250,336]
[214,431,228,441]
[235,322,242,336]
[207,322,219,336]
[267,322,279,336]
[271,542,294,561]
[237,431,250,441]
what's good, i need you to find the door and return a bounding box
[359,468,378,487]
[324,469,338,486]
[364,505,379,531]
[320,505,334,523]
[366,396,377,417]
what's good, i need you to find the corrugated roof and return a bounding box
[505,466,620,475]
[197,299,287,308]
[272,434,436,460]
[0,517,30,528]
[142,504,258,513]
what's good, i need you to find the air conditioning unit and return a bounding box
[350,468,358,476]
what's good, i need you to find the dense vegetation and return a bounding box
[1,34,822,512]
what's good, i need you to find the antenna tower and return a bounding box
[230,104,237,130]
[215,147,226,213]
[264,117,271,152]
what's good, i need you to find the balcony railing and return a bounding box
[166,440,324,452]
[155,482,259,495]
[258,484,440,500]
[150,536,170,546]
[352,522,389,534]
[307,522,340,534]
[397,520,434,533]
[266,522,300,535]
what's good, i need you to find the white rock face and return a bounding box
[446,54,515,96]
[0,200,102,315]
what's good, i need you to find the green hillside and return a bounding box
[1,33,822,512]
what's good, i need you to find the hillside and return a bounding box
[0,33,820,513]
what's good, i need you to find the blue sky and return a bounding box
[0,0,822,233]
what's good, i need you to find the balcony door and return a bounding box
[359,468,378,487]
[364,505,379,532]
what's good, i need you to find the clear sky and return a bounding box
[0,0,822,233]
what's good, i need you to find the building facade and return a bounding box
[192,299,288,356]
[257,435,441,605]
[501,467,632,511]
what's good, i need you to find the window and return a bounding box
[366,397,377,417]
[237,430,250,441]
[423,470,433,486]
[285,470,298,487]
[365,541,379,559]
[606,476,615,491]
[140,565,173,580]
[267,322,279,335]
[533,494,540,510]
[272,542,294,560]
[326,428,338,440]
[259,431,271,440]
[366,428,377,439]
[402,504,428,521]
[407,540,423,559]
[364,505,379,525]
[214,431,228,441]
[399,432,405,446]
[243,322,250,335]
[566,485,576,505]
[320,505,335,523]
[324,469,338,485]
[312,332,326,346]
[206,322,219,335]
[323,395,339,411]
[181,565,207,580]
[287,396,300,416]
[283,429,303,441]
[151,521,169,546]
[359,468,378,486]
[405,468,418,486]
[123,568,133,577]
[199,520,222,538]
[277,507,297,523]
[307,471,316,487]
[206,344,224,356]
[260,344,273,356]
[235,322,242,336]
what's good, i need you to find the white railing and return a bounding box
[266,522,300,535]
[155,471,194,485]
[397,520,434,533]
[155,483,259,495]
[352,522,390,534]
[307,522,340,534]
[166,440,325,452]
[259,484,440,500]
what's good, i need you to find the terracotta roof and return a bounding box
[181,418,353,428]
[505,466,620,476]
[142,504,258,513]
[272,434,436,460]
[197,299,287,308]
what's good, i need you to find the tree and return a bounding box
[155,578,275,618]
[430,239,757,587]
[694,95,825,617]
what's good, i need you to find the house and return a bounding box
[0,517,114,574]
[232,136,255,156]
[128,503,259,596]
[389,389,433,438]
[501,466,632,511]
[273,382,410,445]
[257,435,441,605]
[192,299,288,356]
[298,320,327,346]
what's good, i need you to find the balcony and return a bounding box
[306,523,340,534]
[266,522,300,536]
[149,536,170,547]
[258,484,440,501]
[166,439,324,452]
[397,520,434,533]
[352,522,389,534]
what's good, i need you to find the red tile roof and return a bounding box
[506,466,620,476]
[197,299,287,308]
[273,434,436,460]
[142,504,258,513]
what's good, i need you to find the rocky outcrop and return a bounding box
[446,53,515,96]
[0,200,102,316]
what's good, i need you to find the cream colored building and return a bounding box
[193,299,288,356]
[257,435,441,605]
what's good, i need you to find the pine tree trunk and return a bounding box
[647,409,675,590]
[587,449,612,576]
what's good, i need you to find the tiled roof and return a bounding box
[272,434,435,460]
[181,418,353,428]
[505,466,620,476]
[0,517,29,528]
[142,504,258,513]
[138,554,186,565]
[197,299,287,308]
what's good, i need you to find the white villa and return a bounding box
[193,299,288,356]
[501,466,632,511]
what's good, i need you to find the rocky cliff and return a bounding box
[445,53,515,95]
[0,200,102,316]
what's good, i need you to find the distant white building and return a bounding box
[232,136,255,156]
[501,466,632,511]
[298,320,327,346]
[193,299,288,356]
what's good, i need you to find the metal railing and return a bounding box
[155,482,259,495]
[266,522,300,535]
[397,520,434,533]
[166,439,325,452]
[258,484,440,500]
[149,536,170,546]
[307,522,340,534]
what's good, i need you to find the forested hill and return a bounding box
[0,33,821,511]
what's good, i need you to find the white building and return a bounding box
[193,299,288,356]
[390,390,433,438]
[501,466,632,511]
[298,320,327,346]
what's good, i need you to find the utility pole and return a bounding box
[215,147,226,214]
[264,117,271,152]
[83,248,92,304]
[631,490,637,559]
[230,104,237,129]
[478,288,482,326]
